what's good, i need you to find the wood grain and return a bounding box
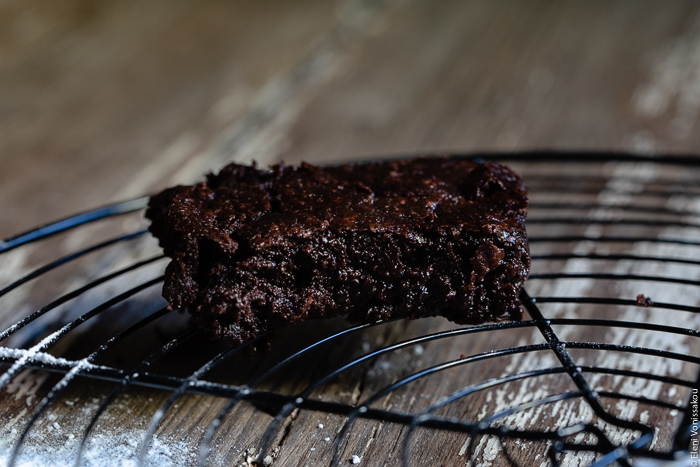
[1,1,700,466]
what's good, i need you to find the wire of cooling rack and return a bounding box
[0,153,698,467]
[0,198,148,255]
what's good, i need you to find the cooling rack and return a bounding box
[0,153,698,467]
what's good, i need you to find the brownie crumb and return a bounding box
[636,294,653,307]
[146,157,530,345]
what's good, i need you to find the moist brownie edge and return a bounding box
[146,157,529,345]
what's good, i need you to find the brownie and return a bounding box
[146,157,530,345]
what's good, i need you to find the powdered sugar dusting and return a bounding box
[0,425,195,467]
[0,392,200,467]
[0,328,81,392]
[0,346,185,466]
[0,346,76,368]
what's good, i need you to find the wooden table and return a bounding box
[1,1,699,466]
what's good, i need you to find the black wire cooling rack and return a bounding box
[0,153,698,467]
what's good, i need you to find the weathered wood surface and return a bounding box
[1,1,700,466]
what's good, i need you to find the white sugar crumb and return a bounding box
[413,345,424,356]
[352,455,361,464]
[318,423,324,429]
[324,437,330,442]
[67,434,75,440]
[53,422,61,430]
[639,410,650,424]
[310,448,315,451]
[263,455,273,466]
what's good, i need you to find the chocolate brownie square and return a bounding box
[147,157,529,345]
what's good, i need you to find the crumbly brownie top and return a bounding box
[149,157,527,253]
